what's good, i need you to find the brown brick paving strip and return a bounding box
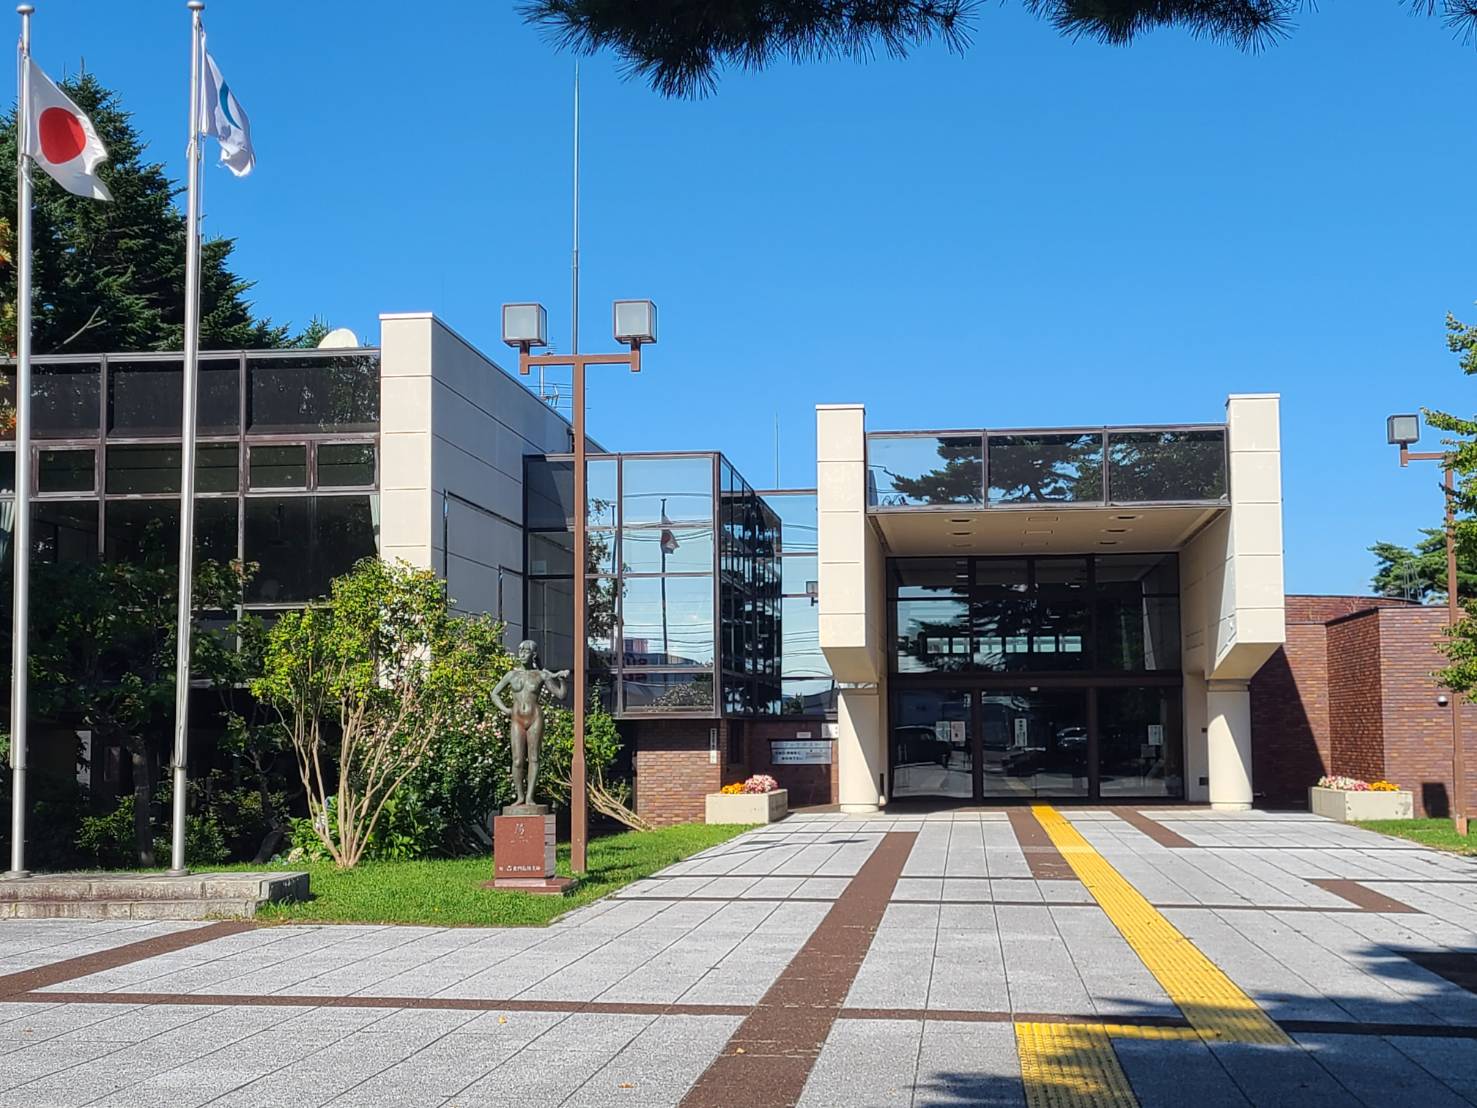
[678,830,917,1108]
[1005,810,1076,880]
[0,920,254,1001]
[1111,807,1196,848]
[1308,878,1420,913]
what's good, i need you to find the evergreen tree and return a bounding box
[522,1,1477,99]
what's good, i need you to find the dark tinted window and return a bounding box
[249,444,307,489]
[245,495,378,603]
[247,355,379,434]
[33,362,101,438]
[0,450,13,494]
[317,442,376,487]
[108,359,239,436]
[107,444,181,494]
[33,501,98,562]
[38,449,94,493]
[197,443,240,493]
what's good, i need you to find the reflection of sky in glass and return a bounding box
[781,595,826,677]
[587,457,618,528]
[765,492,817,554]
[620,574,714,667]
[622,524,714,574]
[622,456,713,524]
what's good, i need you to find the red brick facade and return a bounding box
[1250,595,1477,815]
[628,716,839,825]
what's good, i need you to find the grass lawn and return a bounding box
[215,822,754,927]
[1355,817,1477,856]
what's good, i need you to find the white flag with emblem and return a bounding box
[201,47,254,177]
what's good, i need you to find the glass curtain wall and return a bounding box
[761,489,836,717]
[867,427,1228,508]
[0,351,382,613]
[525,452,782,718]
[889,553,1184,800]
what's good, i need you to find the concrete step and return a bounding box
[0,871,309,920]
[0,897,265,920]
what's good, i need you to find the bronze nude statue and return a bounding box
[490,640,568,814]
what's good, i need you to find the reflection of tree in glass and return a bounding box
[653,675,714,708]
[988,436,1103,503]
[1107,433,1227,501]
[247,355,379,433]
[886,438,982,504]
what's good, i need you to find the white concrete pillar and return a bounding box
[837,686,884,813]
[1182,669,1209,803]
[1207,680,1253,810]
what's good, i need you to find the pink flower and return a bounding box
[743,774,779,794]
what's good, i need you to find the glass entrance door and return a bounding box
[979,688,1089,799]
[891,687,974,800]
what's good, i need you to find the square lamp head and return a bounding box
[502,303,548,351]
[613,300,657,347]
[1387,413,1420,447]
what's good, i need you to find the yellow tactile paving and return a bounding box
[1031,805,1291,1046]
[1015,1020,1138,1108]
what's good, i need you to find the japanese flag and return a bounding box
[24,60,112,201]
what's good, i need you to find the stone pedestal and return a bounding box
[488,814,575,895]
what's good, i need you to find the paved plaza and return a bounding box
[5,809,1477,1106]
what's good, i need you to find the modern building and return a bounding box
[814,398,1284,813]
[2,315,1313,823]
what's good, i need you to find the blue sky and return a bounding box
[52,1,1477,595]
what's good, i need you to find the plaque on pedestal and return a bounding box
[488,814,575,895]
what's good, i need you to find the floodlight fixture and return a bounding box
[1387,413,1421,448]
[613,300,657,349]
[502,303,548,361]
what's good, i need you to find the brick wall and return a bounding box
[1326,611,1384,784]
[1376,607,1477,818]
[627,716,839,824]
[1250,620,1332,807]
[1249,595,1477,817]
[743,719,840,809]
[629,718,727,826]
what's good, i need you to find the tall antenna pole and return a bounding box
[571,60,580,359]
[7,2,34,879]
[169,0,206,875]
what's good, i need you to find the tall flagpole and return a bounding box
[571,60,579,358]
[6,3,34,879]
[169,0,205,875]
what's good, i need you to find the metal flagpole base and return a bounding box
[166,868,191,877]
[2,871,31,880]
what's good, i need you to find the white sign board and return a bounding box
[950,720,966,745]
[1013,718,1029,748]
[821,722,838,739]
[771,740,832,765]
[1147,724,1164,748]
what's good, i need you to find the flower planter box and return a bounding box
[705,789,788,825]
[1309,786,1413,822]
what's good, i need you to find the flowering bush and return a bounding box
[742,774,780,794]
[1318,775,1371,791]
[1317,775,1400,792]
[719,782,745,795]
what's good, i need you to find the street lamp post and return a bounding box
[504,300,656,873]
[1389,412,1468,836]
